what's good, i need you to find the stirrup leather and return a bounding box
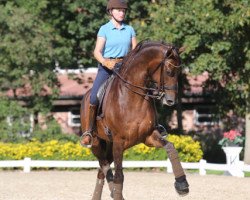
[80,131,93,148]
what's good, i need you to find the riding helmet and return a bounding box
[107,0,128,11]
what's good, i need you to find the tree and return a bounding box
[0,97,30,142]
[39,0,108,68]
[0,2,62,130]
[40,0,150,68]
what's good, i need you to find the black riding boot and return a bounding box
[80,104,97,148]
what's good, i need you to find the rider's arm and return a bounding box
[131,36,137,50]
[93,36,106,64]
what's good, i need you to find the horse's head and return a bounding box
[150,45,184,106]
[116,41,184,106]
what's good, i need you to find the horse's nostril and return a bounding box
[162,96,175,106]
[167,100,174,106]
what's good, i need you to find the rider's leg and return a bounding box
[81,64,113,147]
[81,104,97,146]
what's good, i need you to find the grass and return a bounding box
[245,172,250,177]
[206,170,225,175]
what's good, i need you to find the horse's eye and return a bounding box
[166,69,174,77]
[148,81,158,88]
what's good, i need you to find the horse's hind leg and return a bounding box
[145,130,189,196]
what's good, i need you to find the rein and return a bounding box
[113,49,179,100]
[113,69,159,99]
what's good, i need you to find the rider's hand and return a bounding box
[102,59,117,70]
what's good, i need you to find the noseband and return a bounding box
[113,47,180,100]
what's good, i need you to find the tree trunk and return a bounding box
[244,112,250,164]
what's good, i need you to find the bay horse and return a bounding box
[80,41,189,200]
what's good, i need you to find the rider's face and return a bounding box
[111,8,126,22]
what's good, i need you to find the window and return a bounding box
[194,107,219,126]
[68,108,81,127]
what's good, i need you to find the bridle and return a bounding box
[113,47,181,100]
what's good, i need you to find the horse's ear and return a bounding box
[178,46,185,54]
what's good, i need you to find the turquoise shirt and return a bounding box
[97,20,136,58]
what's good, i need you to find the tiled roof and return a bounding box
[5,68,97,98]
[58,72,96,97]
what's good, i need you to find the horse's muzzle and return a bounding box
[162,94,175,106]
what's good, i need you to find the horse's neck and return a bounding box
[122,64,147,86]
[120,52,153,86]
[114,61,150,108]
[114,46,162,105]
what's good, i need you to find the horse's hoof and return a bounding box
[174,179,189,196]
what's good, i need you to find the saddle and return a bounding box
[96,75,115,117]
[96,63,122,118]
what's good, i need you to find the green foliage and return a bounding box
[32,119,79,143]
[0,2,60,115]
[0,97,30,143]
[218,130,245,147]
[40,0,108,67]
[0,104,78,144]
[190,131,226,163]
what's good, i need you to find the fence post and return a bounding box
[23,157,31,173]
[166,159,173,173]
[199,159,206,176]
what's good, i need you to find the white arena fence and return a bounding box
[0,158,250,177]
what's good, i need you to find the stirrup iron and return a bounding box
[156,124,167,138]
[80,131,93,148]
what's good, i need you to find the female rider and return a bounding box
[81,0,137,147]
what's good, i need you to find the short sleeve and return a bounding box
[97,26,106,39]
[130,27,136,38]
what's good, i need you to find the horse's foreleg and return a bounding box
[112,142,124,200]
[91,168,105,200]
[145,130,189,196]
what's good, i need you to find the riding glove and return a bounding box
[102,59,117,70]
